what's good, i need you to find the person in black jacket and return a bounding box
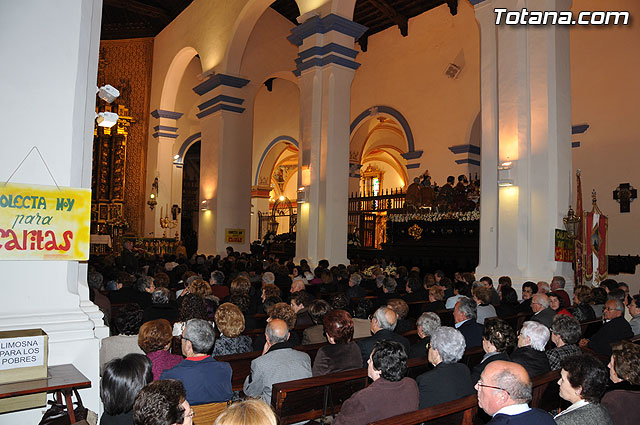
[416,326,475,409]
[510,321,551,378]
[409,312,441,358]
[454,296,484,348]
[357,306,410,367]
[580,299,633,357]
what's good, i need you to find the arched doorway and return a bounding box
[181,141,200,257]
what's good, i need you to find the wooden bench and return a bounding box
[580,318,603,339]
[271,357,430,425]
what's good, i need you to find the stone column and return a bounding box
[473,0,574,290]
[149,111,182,236]
[288,14,367,266]
[0,0,106,421]
[193,74,253,255]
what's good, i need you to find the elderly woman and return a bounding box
[409,312,441,358]
[570,285,596,321]
[387,298,413,335]
[471,318,516,384]
[312,309,362,376]
[548,291,573,317]
[212,303,252,356]
[138,319,183,380]
[333,341,419,425]
[546,314,582,370]
[601,342,640,425]
[554,354,612,425]
[510,320,551,378]
[473,286,497,324]
[172,293,211,336]
[416,326,474,409]
[100,353,153,425]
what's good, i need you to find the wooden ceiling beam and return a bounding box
[364,0,408,36]
[104,0,170,21]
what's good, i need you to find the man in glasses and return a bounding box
[475,360,555,424]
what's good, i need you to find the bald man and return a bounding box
[243,319,311,403]
[475,361,556,424]
[356,307,410,367]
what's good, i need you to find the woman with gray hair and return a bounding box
[510,320,551,378]
[547,315,582,370]
[409,312,441,358]
[415,326,474,409]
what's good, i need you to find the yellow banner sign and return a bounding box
[0,183,91,260]
[225,228,245,244]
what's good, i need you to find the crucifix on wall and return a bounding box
[613,183,637,213]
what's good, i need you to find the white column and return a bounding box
[195,75,253,255]
[474,0,573,290]
[290,14,367,266]
[0,0,106,421]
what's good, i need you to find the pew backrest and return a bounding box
[367,394,478,425]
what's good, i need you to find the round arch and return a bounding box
[254,136,299,186]
[160,46,200,111]
[350,105,416,154]
[174,132,202,165]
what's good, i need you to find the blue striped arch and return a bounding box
[350,105,416,154]
[174,132,202,165]
[253,136,299,186]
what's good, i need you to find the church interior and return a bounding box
[1,0,639,423]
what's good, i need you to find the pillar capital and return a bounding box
[193,73,251,118]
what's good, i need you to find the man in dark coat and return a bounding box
[580,299,633,357]
[454,297,483,348]
[345,273,366,300]
[529,294,556,328]
[510,321,551,378]
[476,360,556,424]
[357,306,410,367]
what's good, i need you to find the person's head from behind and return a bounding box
[265,318,289,346]
[267,302,297,330]
[214,399,277,425]
[309,299,331,325]
[429,326,466,365]
[482,318,516,354]
[475,360,531,416]
[386,298,409,320]
[368,340,407,382]
[416,312,441,339]
[114,304,144,336]
[178,294,208,323]
[550,314,581,347]
[134,379,189,425]
[102,353,153,416]
[609,342,640,385]
[518,321,550,351]
[371,306,397,333]
[500,286,518,305]
[215,303,245,338]
[181,318,215,357]
[558,354,608,404]
[138,319,173,354]
[323,309,354,344]
[453,297,477,324]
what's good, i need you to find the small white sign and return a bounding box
[0,336,45,370]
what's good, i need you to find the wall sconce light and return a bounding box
[147,177,159,210]
[498,161,515,187]
[96,111,119,128]
[297,186,309,204]
[201,199,210,211]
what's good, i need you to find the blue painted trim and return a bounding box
[151,109,184,120]
[572,124,589,134]
[295,55,360,74]
[406,163,421,169]
[197,95,244,111]
[298,43,359,61]
[152,132,179,139]
[196,104,245,119]
[174,132,202,165]
[253,136,299,186]
[469,0,487,5]
[350,105,415,153]
[288,14,368,46]
[193,74,250,96]
[153,125,178,132]
[455,158,481,166]
[401,151,423,160]
[448,144,481,155]
[572,141,581,148]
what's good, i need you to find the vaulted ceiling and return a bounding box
[101,0,458,51]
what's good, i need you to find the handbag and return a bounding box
[38,389,89,425]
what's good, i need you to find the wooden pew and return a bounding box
[271,357,430,425]
[580,318,603,339]
[367,394,478,425]
[530,369,562,413]
[499,312,533,333]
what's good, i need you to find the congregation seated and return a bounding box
[580,298,633,357]
[601,342,640,425]
[409,312,441,358]
[229,294,258,330]
[471,318,515,385]
[252,302,301,350]
[101,353,153,425]
[312,309,362,376]
[554,353,612,425]
[109,274,154,310]
[546,314,581,371]
[134,379,191,425]
[510,321,550,378]
[100,304,145,373]
[212,302,252,356]
[377,276,399,307]
[416,326,474,409]
[453,296,483,348]
[421,285,446,313]
[496,286,520,317]
[243,319,312,403]
[142,287,178,324]
[357,306,410,367]
[570,285,597,321]
[387,298,413,335]
[444,280,467,309]
[210,269,229,300]
[473,286,497,325]
[301,299,331,344]
[160,318,233,405]
[290,290,313,327]
[403,275,427,303]
[475,360,556,424]
[345,272,366,299]
[480,276,501,306]
[548,291,573,317]
[529,294,556,328]
[517,281,537,314]
[138,319,182,380]
[333,340,419,425]
[172,293,212,337]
